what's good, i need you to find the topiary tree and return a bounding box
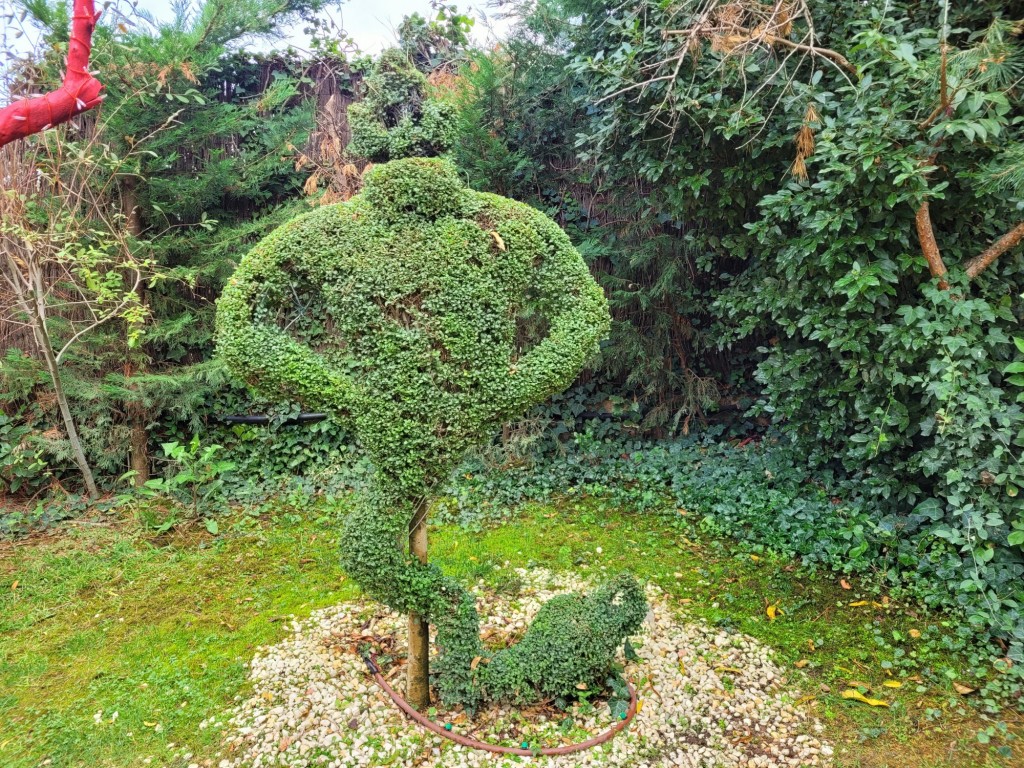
[215,50,646,711]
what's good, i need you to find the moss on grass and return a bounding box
[1,501,1019,767]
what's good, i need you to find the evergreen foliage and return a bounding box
[348,49,456,163]
[216,50,644,706]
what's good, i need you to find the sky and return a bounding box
[141,0,513,54]
[0,0,513,75]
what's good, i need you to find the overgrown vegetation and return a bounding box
[2,0,1024,735]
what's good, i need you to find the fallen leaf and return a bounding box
[715,666,743,674]
[766,602,782,621]
[279,735,293,752]
[953,683,975,696]
[908,629,922,639]
[489,231,506,251]
[794,659,810,669]
[796,694,817,705]
[637,700,644,713]
[470,656,482,671]
[848,600,869,607]
[679,663,687,675]
[144,721,157,727]
[882,681,902,688]
[848,680,872,690]
[841,689,889,707]
[575,682,588,690]
[750,555,761,562]
[840,579,852,590]
[10,581,18,591]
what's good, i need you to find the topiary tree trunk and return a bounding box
[407,499,431,708]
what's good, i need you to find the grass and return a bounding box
[1,498,1020,767]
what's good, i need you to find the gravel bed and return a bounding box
[196,569,832,768]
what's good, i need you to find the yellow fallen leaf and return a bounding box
[841,689,889,707]
[144,721,157,727]
[715,666,743,674]
[489,231,506,251]
[796,694,817,705]
[848,600,869,607]
[470,656,482,671]
[953,683,975,696]
[750,555,761,562]
[575,682,588,690]
[840,579,852,590]
[766,602,782,621]
[637,700,644,713]
[848,680,872,690]
[882,681,902,688]
[908,629,922,639]
[679,663,686,675]
[10,581,18,591]
[835,666,855,675]
[794,659,810,669]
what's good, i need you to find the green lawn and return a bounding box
[1,500,1019,767]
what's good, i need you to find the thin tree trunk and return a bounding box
[17,256,99,499]
[407,497,431,709]
[38,325,99,499]
[122,178,150,485]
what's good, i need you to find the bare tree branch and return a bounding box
[965,222,1024,280]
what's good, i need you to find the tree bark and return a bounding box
[122,178,150,485]
[407,497,431,710]
[915,201,949,289]
[965,222,1024,280]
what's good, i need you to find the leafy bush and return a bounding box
[440,428,1024,709]
[125,437,236,524]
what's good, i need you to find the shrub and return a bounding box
[216,50,644,708]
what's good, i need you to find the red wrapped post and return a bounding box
[0,0,104,147]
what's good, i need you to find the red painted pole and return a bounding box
[0,0,104,147]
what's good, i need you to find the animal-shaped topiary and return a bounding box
[216,51,646,711]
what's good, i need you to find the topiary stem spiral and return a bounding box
[339,481,486,709]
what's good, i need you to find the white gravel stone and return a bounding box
[203,569,831,768]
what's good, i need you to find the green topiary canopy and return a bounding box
[216,50,645,709]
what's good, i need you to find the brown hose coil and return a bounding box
[365,654,638,757]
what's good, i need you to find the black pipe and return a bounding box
[219,412,328,425]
